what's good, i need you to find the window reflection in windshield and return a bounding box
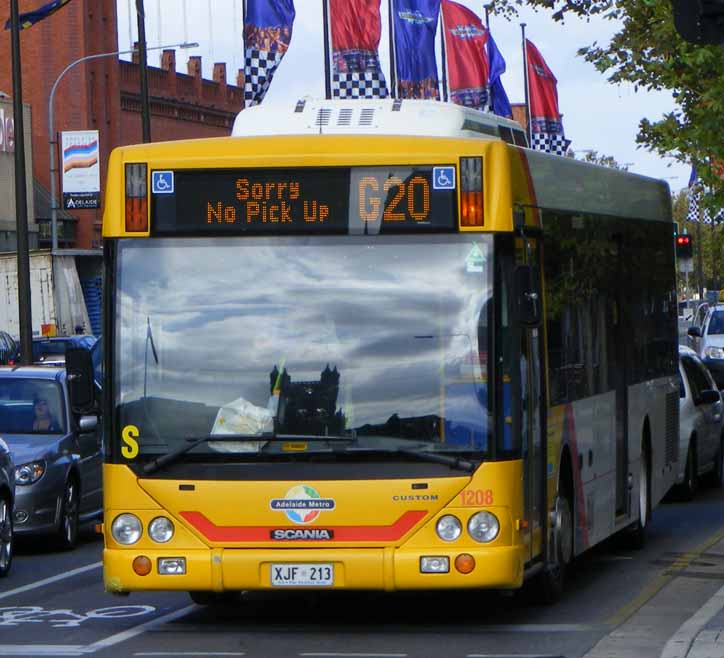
[115,236,493,457]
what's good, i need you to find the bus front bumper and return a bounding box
[103,546,526,593]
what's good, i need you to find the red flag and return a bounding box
[441,0,489,110]
[525,39,561,125]
[329,0,388,98]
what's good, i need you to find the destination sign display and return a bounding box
[151,166,458,235]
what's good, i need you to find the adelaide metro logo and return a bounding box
[270,485,336,525]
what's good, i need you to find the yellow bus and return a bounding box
[94,99,679,604]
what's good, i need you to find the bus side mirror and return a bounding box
[66,347,96,415]
[688,326,702,338]
[515,265,541,327]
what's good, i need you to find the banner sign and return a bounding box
[61,130,100,209]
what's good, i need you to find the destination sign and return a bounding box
[151,166,458,235]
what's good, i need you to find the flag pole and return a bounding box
[388,0,397,98]
[322,0,332,100]
[697,187,704,300]
[521,23,532,145]
[484,3,490,29]
[439,10,448,102]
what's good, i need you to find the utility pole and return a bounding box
[10,0,33,364]
[136,0,151,142]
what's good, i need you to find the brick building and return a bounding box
[0,0,244,250]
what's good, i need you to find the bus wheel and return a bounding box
[537,491,573,604]
[628,446,651,549]
[189,591,242,606]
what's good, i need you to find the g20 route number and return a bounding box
[358,176,431,223]
[459,489,494,506]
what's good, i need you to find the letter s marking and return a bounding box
[121,425,140,459]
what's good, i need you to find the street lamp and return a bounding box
[48,41,198,253]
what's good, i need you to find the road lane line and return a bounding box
[134,654,246,656]
[81,604,197,654]
[300,654,407,657]
[0,646,84,656]
[606,524,724,627]
[0,562,102,602]
[477,624,600,632]
[467,655,565,658]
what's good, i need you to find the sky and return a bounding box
[116,0,691,192]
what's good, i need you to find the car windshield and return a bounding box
[0,378,66,434]
[115,236,493,459]
[709,311,724,335]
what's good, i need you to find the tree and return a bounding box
[488,0,724,210]
[567,149,630,170]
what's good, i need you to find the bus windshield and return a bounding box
[115,235,493,460]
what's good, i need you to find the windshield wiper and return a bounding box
[142,433,355,475]
[395,448,478,473]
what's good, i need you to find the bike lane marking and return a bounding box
[81,604,197,655]
[0,561,102,602]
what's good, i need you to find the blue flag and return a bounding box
[487,31,512,118]
[4,0,72,30]
[243,0,296,107]
[393,0,441,99]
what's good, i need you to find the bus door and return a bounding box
[516,237,545,560]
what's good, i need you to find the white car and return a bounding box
[678,346,724,499]
[688,303,724,388]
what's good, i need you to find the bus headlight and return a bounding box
[436,515,462,541]
[467,511,500,543]
[148,517,174,543]
[111,513,142,545]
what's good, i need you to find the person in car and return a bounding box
[32,397,61,432]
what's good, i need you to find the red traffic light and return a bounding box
[677,235,691,246]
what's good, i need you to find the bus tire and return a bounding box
[628,442,651,550]
[189,591,241,606]
[536,483,573,604]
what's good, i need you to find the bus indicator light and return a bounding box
[460,157,483,227]
[125,163,148,232]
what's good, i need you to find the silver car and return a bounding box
[0,435,14,576]
[0,365,102,548]
[678,346,724,499]
[688,303,724,388]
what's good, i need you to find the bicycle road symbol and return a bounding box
[0,604,155,628]
[152,171,174,194]
[433,166,455,190]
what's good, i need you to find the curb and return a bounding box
[661,583,724,658]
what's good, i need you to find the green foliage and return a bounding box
[488,0,724,209]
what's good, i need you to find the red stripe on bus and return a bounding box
[179,510,428,542]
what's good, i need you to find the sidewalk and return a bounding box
[681,598,724,658]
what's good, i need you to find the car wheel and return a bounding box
[711,433,724,488]
[682,440,698,501]
[627,444,651,550]
[0,495,13,577]
[57,478,79,550]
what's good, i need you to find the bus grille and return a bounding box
[315,108,332,127]
[664,390,679,465]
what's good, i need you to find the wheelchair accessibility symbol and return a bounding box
[152,171,174,194]
[433,166,456,190]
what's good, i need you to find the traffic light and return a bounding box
[671,0,724,44]
[677,234,694,259]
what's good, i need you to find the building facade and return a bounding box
[0,0,244,249]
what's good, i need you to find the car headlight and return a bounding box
[111,513,142,545]
[15,461,45,485]
[148,516,174,543]
[436,515,462,541]
[705,346,724,360]
[467,511,500,543]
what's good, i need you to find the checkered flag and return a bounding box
[244,48,284,108]
[332,72,389,99]
[687,186,700,222]
[531,131,568,156]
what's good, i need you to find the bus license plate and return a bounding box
[270,563,334,587]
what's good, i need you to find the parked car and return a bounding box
[0,365,102,548]
[31,335,97,366]
[688,304,724,388]
[0,435,14,577]
[0,330,19,366]
[678,346,724,499]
